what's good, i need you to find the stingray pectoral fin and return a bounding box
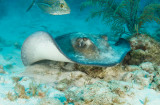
[37,3,53,13]
[26,0,36,12]
[21,31,73,66]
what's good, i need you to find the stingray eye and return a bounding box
[83,37,88,41]
[60,3,64,8]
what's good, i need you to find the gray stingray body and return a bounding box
[21,31,131,67]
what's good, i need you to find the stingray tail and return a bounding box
[26,0,36,12]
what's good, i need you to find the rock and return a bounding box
[151,74,160,91]
[64,81,134,105]
[150,68,160,91]
[140,62,155,73]
[122,70,153,87]
[0,66,5,74]
[58,62,75,71]
[46,89,66,102]
[125,65,142,71]
[128,49,146,65]
[123,34,160,65]
[56,83,68,91]
[22,62,99,89]
[39,98,63,105]
[156,66,160,71]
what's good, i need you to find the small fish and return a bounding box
[26,0,70,15]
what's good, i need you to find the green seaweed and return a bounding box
[81,0,160,39]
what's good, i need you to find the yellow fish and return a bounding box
[26,0,70,15]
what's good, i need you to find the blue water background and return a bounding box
[0,0,159,41]
[0,0,159,68]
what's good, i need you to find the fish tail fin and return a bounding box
[26,0,36,12]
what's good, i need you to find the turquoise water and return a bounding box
[0,0,160,105]
[0,0,107,68]
[0,0,159,67]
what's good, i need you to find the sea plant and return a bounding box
[7,82,47,101]
[81,0,160,39]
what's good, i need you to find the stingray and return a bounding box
[26,0,70,15]
[21,31,131,67]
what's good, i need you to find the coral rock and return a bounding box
[0,65,5,74]
[125,65,142,71]
[140,62,155,73]
[124,34,160,65]
[122,70,153,87]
